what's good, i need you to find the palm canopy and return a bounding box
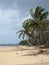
[29,6,49,44]
[30,6,49,20]
[23,19,34,31]
[17,6,49,46]
[30,6,49,31]
[17,19,33,39]
[17,30,25,39]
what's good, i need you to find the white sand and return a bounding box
[0,46,49,65]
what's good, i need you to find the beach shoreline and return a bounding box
[0,46,49,65]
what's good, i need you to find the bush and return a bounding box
[18,40,30,46]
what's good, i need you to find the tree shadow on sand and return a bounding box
[14,62,49,65]
[23,49,49,56]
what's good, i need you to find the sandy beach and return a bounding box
[0,46,49,65]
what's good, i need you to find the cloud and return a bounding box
[0,9,20,30]
[0,0,18,9]
[0,10,22,43]
[0,0,49,18]
[0,8,30,31]
[0,0,49,44]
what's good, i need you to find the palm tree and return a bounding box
[29,6,49,44]
[17,6,49,46]
[17,19,33,46]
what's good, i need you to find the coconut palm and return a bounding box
[17,6,49,46]
[29,6,49,44]
[17,20,33,46]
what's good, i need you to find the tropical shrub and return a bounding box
[18,40,30,46]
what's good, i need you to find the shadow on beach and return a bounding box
[23,49,49,56]
[15,62,49,65]
[0,46,49,56]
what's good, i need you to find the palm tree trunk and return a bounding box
[27,40,32,46]
[39,31,43,45]
[26,35,32,46]
[27,37,32,46]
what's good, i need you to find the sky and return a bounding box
[0,0,49,44]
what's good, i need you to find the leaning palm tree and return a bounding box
[29,6,49,44]
[17,20,33,46]
[30,6,49,31]
[17,6,49,46]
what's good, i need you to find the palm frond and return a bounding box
[16,30,24,34]
[19,32,23,38]
[30,9,35,18]
[23,19,33,30]
[38,8,45,18]
[35,6,45,18]
[35,6,40,17]
[22,33,25,39]
[39,8,45,13]
[40,12,49,20]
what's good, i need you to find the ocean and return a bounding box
[0,44,18,47]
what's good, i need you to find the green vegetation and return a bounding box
[17,6,49,48]
[19,40,30,46]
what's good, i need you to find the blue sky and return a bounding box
[0,0,49,44]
